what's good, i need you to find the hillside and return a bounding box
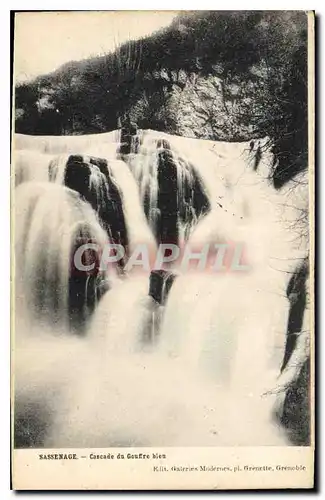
[14,11,308,188]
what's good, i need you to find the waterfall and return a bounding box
[13,128,310,447]
[89,275,158,352]
[118,122,140,156]
[126,140,160,231]
[104,158,157,256]
[149,270,177,306]
[61,148,158,259]
[14,150,55,187]
[14,130,120,154]
[156,270,290,444]
[14,181,115,334]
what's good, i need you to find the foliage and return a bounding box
[14,11,308,186]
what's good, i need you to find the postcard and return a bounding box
[11,10,315,490]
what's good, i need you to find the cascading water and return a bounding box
[13,128,310,447]
[32,271,290,447]
[49,154,129,268]
[14,181,114,334]
[14,150,55,187]
[127,133,210,246]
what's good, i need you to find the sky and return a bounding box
[14,11,179,83]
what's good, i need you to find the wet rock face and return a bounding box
[282,259,309,372]
[64,154,129,261]
[149,270,177,305]
[88,155,111,179]
[119,123,139,155]
[14,397,53,448]
[286,259,309,334]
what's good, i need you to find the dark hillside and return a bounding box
[15,11,308,187]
